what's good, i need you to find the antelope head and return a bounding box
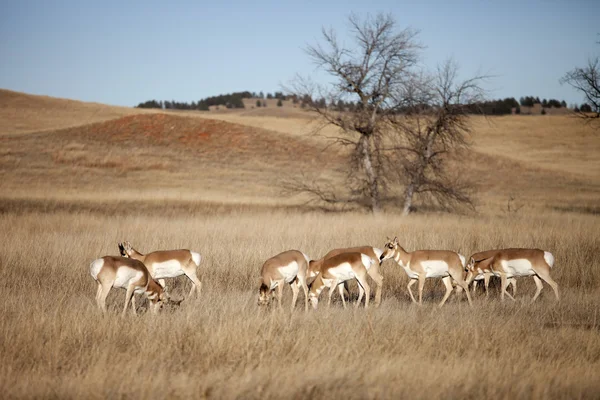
[464,257,479,285]
[156,281,183,308]
[257,283,272,307]
[118,241,134,258]
[146,279,168,314]
[380,236,399,262]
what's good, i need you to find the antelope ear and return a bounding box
[393,236,398,243]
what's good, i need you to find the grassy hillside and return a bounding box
[1,90,598,214]
[0,111,343,209]
[0,89,150,135]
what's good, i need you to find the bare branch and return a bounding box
[279,173,360,212]
[286,13,423,214]
[388,59,483,215]
[560,55,600,126]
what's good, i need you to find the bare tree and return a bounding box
[286,14,486,215]
[386,60,486,215]
[560,39,599,125]
[288,13,421,214]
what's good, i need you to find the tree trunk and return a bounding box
[401,183,414,216]
[358,134,381,214]
[401,134,433,216]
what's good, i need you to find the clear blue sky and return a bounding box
[1,0,598,107]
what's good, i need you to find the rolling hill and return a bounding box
[1,89,598,215]
[0,89,150,135]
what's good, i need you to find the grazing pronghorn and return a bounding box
[308,246,384,307]
[89,256,167,316]
[379,237,472,307]
[118,241,202,298]
[479,248,558,303]
[258,250,310,311]
[308,252,374,309]
[466,250,517,298]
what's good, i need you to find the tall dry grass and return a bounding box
[1,208,599,399]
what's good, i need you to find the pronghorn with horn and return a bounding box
[308,246,384,307]
[258,250,310,311]
[466,249,517,298]
[89,256,167,316]
[379,237,472,307]
[118,241,202,299]
[308,252,375,309]
[467,248,558,303]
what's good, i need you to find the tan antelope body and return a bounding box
[89,256,166,316]
[380,237,472,307]
[258,250,310,311]
[308,246,384,307]
[119,241,202,298]
[467,249,517,298]
[308,252,374,309]
[479,248,558,303]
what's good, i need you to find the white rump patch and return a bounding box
[150,260,184,279]
[301,252,311,266]
[501,259,535,277]
[89,259,104,280]
[361,254,375,270]
[190,251,201,266]
[373,248,383,263]
[328,262,356,281]
[421,260,450,278]
[544,252,555,268]
[278,261,299,283]
[458,254,466,269]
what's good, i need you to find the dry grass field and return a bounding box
[1,90,599,399]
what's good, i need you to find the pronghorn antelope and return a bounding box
[477,248,558,303]
[118,241,202,298]
[89,256,167,316]
[308,246,384,307]
[379,237,472,307]
[258,250,310,311]
[308,252,374,309]
[466,250,517,298]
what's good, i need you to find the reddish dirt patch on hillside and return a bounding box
[83,114,293,148]
[44,113,337,168]
[0,112,344,194]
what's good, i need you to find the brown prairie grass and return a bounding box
[1,208,599,399]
